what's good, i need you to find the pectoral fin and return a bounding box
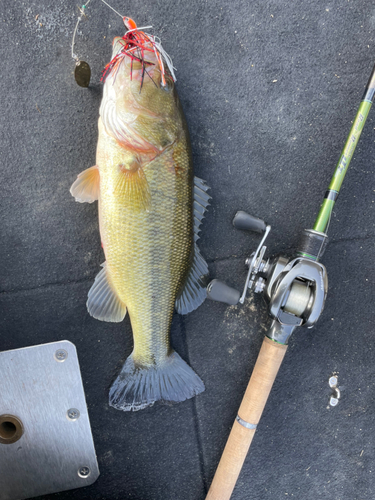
[175,176,211,315]
[87,263,127,322]
[115,162,151,210]
[70,165,100,203]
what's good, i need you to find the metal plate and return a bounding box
[0,341,99,500]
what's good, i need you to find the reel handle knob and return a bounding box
[233,211,267,234]
[207,280,241,305]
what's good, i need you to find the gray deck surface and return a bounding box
[1,1,375,499]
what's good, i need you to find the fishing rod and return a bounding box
[205,62,375,500]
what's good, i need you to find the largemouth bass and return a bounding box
[70,19,210,411]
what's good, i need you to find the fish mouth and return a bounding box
[110,36,158,70]
[103,38,159,89]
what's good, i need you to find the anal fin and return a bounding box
[70,165,100,203]
[87,262,127,322]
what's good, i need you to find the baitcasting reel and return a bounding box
[207,211,329,344]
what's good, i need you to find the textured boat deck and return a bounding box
[1,1,374,499]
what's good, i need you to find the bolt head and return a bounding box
[254,277,266,294]
[55,349,68,362]
[67,408,80,421]
[78,466,91,478]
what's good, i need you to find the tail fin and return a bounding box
[109,352,205,411]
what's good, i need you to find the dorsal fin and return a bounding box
[175,176,211,315]
[193,176,210,241]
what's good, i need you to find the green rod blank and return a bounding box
[313,64,375,233]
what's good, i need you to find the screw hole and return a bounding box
[0,421,17,440]
[0,415,24,445]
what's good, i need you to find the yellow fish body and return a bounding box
[71,29,209,411]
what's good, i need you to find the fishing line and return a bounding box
[71,0,92,62]
[99,0,123,19]
[71,0,125,87]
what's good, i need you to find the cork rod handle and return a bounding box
[206,336,288,500]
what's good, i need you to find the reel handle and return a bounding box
[206,336,287,500]
[233,211,267,233]
[207,280,241,305]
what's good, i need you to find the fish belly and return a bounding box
[99,140,193,367]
